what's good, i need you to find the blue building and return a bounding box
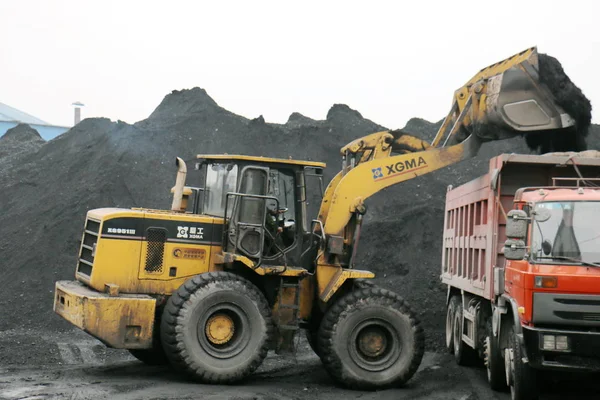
[0,102,70,141]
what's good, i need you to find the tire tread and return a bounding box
[318,286,425,390]
[160,271,273,384]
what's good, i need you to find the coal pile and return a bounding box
[0,123,45,161]
[0,86,597,356]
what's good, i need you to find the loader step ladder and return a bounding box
[277,278,301,331]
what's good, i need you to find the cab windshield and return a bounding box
[204,163,238,217]
[531,201,600,264]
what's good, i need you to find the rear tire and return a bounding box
[446,296,460,354]
[452,304,477,365]
[160,272,273,384]
[507,324,538,400]
[318,285,425,390]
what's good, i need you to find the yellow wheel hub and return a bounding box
[358,328,387,357]
[205,313,235,345]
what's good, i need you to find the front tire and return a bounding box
[318,286,425,390]
[484,317,508,391]
[160,272,273,384]
[506,324,538,400]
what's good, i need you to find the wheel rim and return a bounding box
[205,313,235,345]
[505,346,515,388]
[348,319,401,372]
[446,304,454,349]
[453,311,461,353]
[484,336,492,381]
[196,303,250,359]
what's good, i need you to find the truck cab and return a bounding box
[505,184,600,370]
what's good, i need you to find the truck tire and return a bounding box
[453,305,477,365]
[506,324,538,400]
[446,296,460,354]
[160,271,273,384]
[318,286,424,390]
[484,317,507,391]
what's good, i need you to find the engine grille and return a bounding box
[534,293,600,328]
[145,228,167,273]
[555,311,600,323]
[77,218,100,277]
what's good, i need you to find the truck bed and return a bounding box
[440,153,600,300]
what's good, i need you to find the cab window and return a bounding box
[204,163,238,217]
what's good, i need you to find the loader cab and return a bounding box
[194,155,325,268]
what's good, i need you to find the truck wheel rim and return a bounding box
[446,305,454,348]
[197,303,249,359]
[504,347,514,387]
[484,336,492,381]
[453,312,461,353]
[348,319,401,372]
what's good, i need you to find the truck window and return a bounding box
[531,201,600,264]
[204,163,238,217]
[238,167,268,225]
[267,169,295,224]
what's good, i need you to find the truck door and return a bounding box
[227,166,270,261]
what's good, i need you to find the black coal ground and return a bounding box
[0,87,598,363]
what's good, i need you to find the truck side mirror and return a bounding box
[533,208,551,222]
[506,209,528,239]
[504,239,526,260]
[542,240,552,255]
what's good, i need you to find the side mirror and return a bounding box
[533,208,551,222]
[504,239,526,260]
[542,240,552,255]
[506,209,528,239]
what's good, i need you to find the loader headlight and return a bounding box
[541,334,570,351]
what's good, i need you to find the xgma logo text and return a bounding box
[373,157,427,181]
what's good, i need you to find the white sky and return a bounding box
[1,0,599,129]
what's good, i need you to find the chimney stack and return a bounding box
[72,101,85,126]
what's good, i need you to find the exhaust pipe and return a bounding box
[171,157,187,212]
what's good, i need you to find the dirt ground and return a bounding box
[2,328,600,400]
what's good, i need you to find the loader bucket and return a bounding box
[470,47,592,146]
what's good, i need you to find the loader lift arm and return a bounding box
[315,46,579,282]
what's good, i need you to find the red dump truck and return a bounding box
[442,152,600,400]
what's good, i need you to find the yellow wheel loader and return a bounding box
[53,47,585,389]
